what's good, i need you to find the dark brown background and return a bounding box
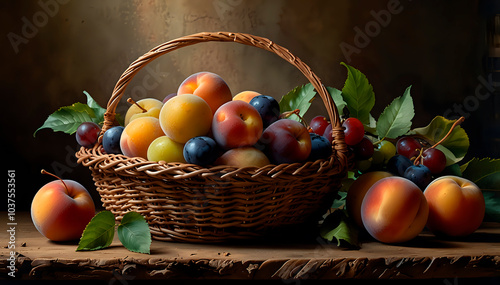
[2,0,499,211]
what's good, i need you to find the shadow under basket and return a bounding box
[76,31,349,243]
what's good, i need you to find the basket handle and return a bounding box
[102,31,347,155]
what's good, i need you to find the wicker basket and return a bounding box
[76,32,349,243]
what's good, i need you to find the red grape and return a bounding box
[322,123,333,144]
[353,137,374,159]
[396,136,422,159]
[76,122,101,148]
[343,117,364,146]
[310,115,329,136]
[422,148,447,174]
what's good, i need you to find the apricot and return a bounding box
[424,176,485,237]
[361,177,429,243]
[212,100,263,149]
[124,98,163,126]
[31,172,95,241]
[120,117,164,159]
[345,171,393,229]
[177,71,232,114]
[159,94,212,144]
[215,147,270,168]
[233,91,261,103]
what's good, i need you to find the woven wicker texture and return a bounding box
[76,32,348,243]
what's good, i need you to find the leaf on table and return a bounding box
[77,211,116,251]
[376,86,414,139]
[409,116,469,165]
[319,208,359,248]
[279,83,316,122]
[339,62,375,125]
[460,157,500,190]
[117,212,151,254]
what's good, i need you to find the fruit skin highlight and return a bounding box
[424,176,485,237]
[361,176,429,243]
[31,173,95,242]
[177,71,232,114]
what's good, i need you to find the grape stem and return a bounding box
[127,98,148,113]
[41,169,69,195]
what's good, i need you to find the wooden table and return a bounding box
[1,212,499,282]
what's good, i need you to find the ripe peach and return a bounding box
[361,177,429,243]
[120,117,164,159]
[215,147,270,168]
[212,100,263,149]
[345,171,393,229]
[147,136,186,163]
[424,176,485,237]
[124,98,163,126]
[31,171,95,241]
[233,91,260,103]
[177,71,232,114]
[258,119,312,164]
[159,94,212,144]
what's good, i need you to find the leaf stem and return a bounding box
[430,116,465,149]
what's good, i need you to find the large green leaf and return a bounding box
[279,83,316,122]
[460,157,500,190]
[376,86,414,139]
[117,212,151,254]
[409,116,469,164]
[77,211,116,251]
[319,209,359,248]
[326,86,346,118]
[339,62,375,125]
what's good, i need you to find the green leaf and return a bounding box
[77,211,116,251]
[376,86,414,139]
[326,86,346,117]
[279,83,316,122]
[409,116,469,164]
[117,212,151,254]
[319,209,359,248]
[460,157,500,190]
[339,62,375,125]
[483,190,500,222]
[84,90,106,122]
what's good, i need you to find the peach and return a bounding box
[147,136,186,163]
[120,117,165,159]
[233,91,261,103]
[258,119,311,164]
[215,147,270,168]
[345,171,393,229]
[424,176,485,237]
[177,71,232,114]
[361,177,429,243]
[31,171,95,241]
[159,94,212,144]
[212,100,263,149]
[124,98,163,126]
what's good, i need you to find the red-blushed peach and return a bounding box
[361,176,429,243]
[159,94,212,143]
[233,91,261,103]
[346,171,393,229]
[212,100,263,149]
[120,117,165,159]
[215,147,270,168]
[124,98,163,126]
[31,171,95,241]
[258,119,311,164]
[177,71,232,114]
[424,176,485,237]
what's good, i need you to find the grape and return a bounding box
[76,122,101,148]
[183,136,220,166]
[377,140,396,163]
[396,136,421,159]
[386,155,412,176]
[308,133,332,161]
[322,123,333,144]
[422,148,447,174]
[352,137,374,160]
[343,117,365,146]
[310,115,329,136]
[355,159,372,172]
[248,95,280,128]
[404,165,432,190]
[102,126,124,154]
[371,148,385,165]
